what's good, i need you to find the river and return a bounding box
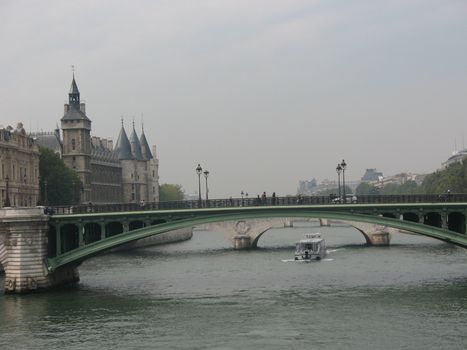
[1,222,467,349]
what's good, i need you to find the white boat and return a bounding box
[294,233,326,261]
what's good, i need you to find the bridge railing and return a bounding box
[49,193,467,215]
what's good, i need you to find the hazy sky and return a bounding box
[1,0,466,198]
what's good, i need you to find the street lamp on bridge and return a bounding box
[341,159,347,200]
[196,164,203,208]
[336,163,342,201]
[203,170,209,205]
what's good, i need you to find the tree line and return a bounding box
[355,162,467,195]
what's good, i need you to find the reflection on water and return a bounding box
[1,224,467,350]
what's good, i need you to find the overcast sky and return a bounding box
[1,0,466,198]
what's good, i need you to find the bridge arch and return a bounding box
[84,223,101,244]
[424,212,442,227]
[106,222,123,237]
[448,212,465,234]
[46,208,467,272]
[129,220,144,231]
[381,213,398,219]
[60,224,79,253]
[402,212,419,223]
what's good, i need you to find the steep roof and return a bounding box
[70,75,80,94]
[30,129,62,154]
[140,131,153,160]
[62,106,90,121]
[129,125,143,160]
[114,125,133,160]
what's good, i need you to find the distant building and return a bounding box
[0,123,40,207]
[361,168,383,182]
[442,149,467,168]
[33,74,159,204]
[297,178,317,195]
[373,172,425,188]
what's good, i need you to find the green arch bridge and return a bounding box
[46,195,467,272]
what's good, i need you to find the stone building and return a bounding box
[0,123,40,208]
[34,75,159,204]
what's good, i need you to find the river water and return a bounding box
[1,222,467,349]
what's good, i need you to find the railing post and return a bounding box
[56,224,62,256]
[123,221,129,233]
[100,222,106,240]
[78,223,84,247]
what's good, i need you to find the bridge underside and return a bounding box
[45,206,467,272]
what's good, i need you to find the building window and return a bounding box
[72,156,76,169]
[72,138,76,151]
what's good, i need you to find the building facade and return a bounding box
[0,123,40,208]
[34,75,159,204]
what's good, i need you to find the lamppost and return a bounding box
[203,170,209,205]
[341,159,347,200]
[241,190,244,206]
[4,175,11,207]
[336,164,342,201]
[196,164,202,208]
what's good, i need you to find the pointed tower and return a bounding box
[140,124,158,202]
[139,124,153,161]
[61,74,92,203]
[114,120,132,160]
[129,121,143,160]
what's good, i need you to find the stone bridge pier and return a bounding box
[0,207,78,294]
[202,218,288,249]
[345,221,392,246]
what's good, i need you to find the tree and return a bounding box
[159,184,184,201]
[421,162,467,194]
[39,148,82,206]
[355,182,380,195]
[315,185,353,197]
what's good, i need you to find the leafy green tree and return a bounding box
[39,148,82,205]
[355,182,380,195]
[421,162,467,193]
[315,185,352,197]
[159,184,185,201]
[398,180,420,194]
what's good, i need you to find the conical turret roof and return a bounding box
[129,123,143,160]
[70,74,80,94]
[114,124,132,160]
[140,129,153,160]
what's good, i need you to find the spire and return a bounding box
[140,127,153,160]
[69,70,80,108]
[114,121,132,160]
[129,121,143,160]
[62,71,90,122]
